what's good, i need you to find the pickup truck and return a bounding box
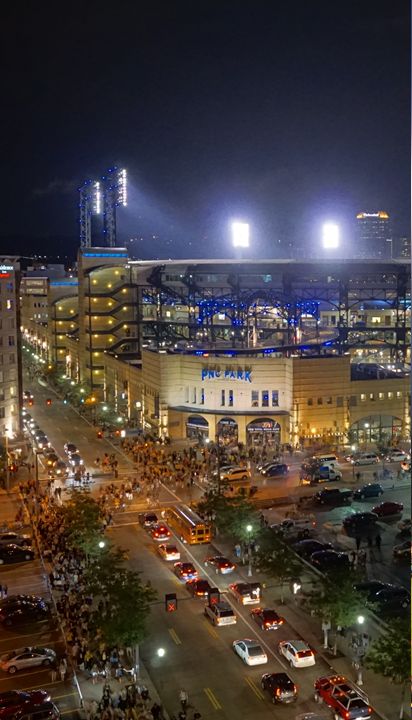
[313,488,353,505]
[314,675,372,720]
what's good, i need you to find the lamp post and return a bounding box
[246,524,253,577]
[351,615,368,686]
[4,429,10,492]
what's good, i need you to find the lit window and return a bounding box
[369,393,375,401]
[262,390,269,407]
[396,391,402,399]
[388,392,393,399]
[378,392,384,400]
[360,394,366,402]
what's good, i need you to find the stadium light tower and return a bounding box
[231,221,250,248]
[102,167,128,247]
[322,222,340,249]
[79,179,102,248]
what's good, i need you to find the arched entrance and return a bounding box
[186,415,209,440]
[217,418,238,447]
[349,415,403,445]
[247,418,281,448]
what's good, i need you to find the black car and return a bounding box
[261,672,297,704]
[0,595,44,609]
[138,513,158,527]
[353,483,384,500]
[0,545,34,565]
[250,607,284,630]
[354,581,410,611]
[185,579,212,598]
[342,512,378,537]
[263,464,289,477]
[0,601,51,627]
[0,533,32,548]
[292,539,333,559]
[310,550,350,573]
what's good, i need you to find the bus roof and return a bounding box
[170,504,206,527]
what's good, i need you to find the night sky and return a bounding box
[1,1,410,259]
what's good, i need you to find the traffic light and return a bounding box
[208,588,220,606]
[165,593,177,612]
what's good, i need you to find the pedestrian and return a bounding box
[50,665,57,683]
[150,703,162,719]
[59,657,67,682]
[350,550,357,569]
[355,471,361,482]
[3,585,8,599]
[234,543,241,559]
[375,533,382,553]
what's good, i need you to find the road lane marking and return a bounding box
[204,687,222,710]
[52,692,78,700]
[203,622,218,639]
[0,630,59,644]
[168,628,182,645]
[59,708,82,716]
[245,676,264,700]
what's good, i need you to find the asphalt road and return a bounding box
[113,521,336,720]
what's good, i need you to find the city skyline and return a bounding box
[1,1,409,258]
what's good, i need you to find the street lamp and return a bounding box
[231,221,250,248]
[351,615,368,686]
[98,540,106,549]
[246,524,253,577]
[157,648,166,658]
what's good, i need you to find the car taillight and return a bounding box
[344,712,350,718]
[368,708,372,714]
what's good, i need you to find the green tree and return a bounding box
[255,530,302,603]
[60,490,105,556]
[364,618,410,720]
[86,547,157,648]
[307,575,370,655]
[198,492,258,542]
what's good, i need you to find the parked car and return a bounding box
[0,691,51,719]
[385,450,409,463]
[0,647,56,674]
[262,464,289,477]
[371,501,403,519]
[392,540,410,560]
[351,453,379,466]
[354,581,410,611]
[313,488,352,506]
[0,545,34,565]
[310,550,350,574]
[271,517,316,541]
[0,600,51,627]
[0,533,31,548]
[292,540,333,559]
[261,672,297,704]
[352,483,383,500]
[342,512,378,536]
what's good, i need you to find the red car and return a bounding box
[150,524,171,541]
[0,691,51,718]
[371,501,403,518]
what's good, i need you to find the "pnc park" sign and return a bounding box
[201,366,252,382]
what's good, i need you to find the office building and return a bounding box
[0,257,22,437]
[355,211,392,258]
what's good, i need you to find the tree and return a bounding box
[198,492,258,542]
[364,618,410,720]
[60,490,105,556]
[255,530,302,603]
[307,575,370,655]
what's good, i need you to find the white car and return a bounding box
[232,639,267,666]
[386,451,410,463]
[0,646,56,674]
[157,544,180,561]
[278,640,315,668]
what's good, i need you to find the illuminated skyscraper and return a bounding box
[355,211,392,258]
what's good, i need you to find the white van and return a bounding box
[271,517,316,540]
[313,453,338,464]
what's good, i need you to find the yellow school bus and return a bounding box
[166,504,212,545]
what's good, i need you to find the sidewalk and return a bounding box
[210,532,408,720]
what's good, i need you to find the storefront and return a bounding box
[246,418,281,447]
[186,415,209,440]
[349,414,403,445]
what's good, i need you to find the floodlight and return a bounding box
[322,223,339,249]
[232,221,250,248]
